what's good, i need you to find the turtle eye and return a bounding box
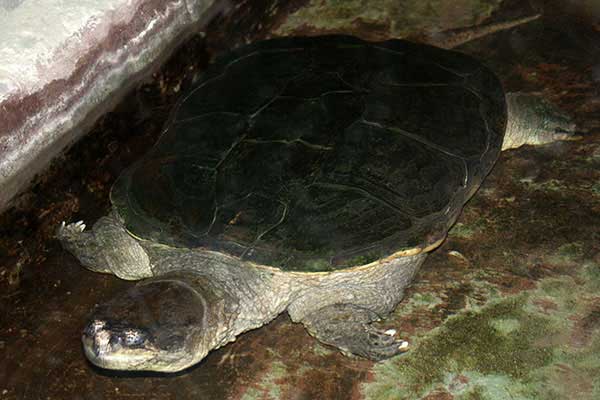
[122,328,147,346]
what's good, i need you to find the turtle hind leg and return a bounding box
[503,93,578,150]
[299,303,408,360]
[57,212,152,280]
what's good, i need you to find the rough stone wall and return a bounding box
[0,0,228,213]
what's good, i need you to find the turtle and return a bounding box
[58,30,575,372]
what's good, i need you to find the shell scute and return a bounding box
[112,35,506,272]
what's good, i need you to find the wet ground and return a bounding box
[1,1,600,399]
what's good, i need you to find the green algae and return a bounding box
[448,215,491,239]
[449,222,478,239]
[276,0,503,38]
[520,177,568,192]
[543,242,586,270]
[556,242,585,258]
[581,262,600,291]
[363,254,600,400]
[537,335,600,400]
[364,297,554,399]
[489,318,521,335]
[448,372,540,399]
[410,292,443,308]
[312,342,335,357]
[241,361,287,400]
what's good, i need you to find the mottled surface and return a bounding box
[1,0,599,399]
[275,0,506,40]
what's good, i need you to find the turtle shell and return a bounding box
[111,35,506,272]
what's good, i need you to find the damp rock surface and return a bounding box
[275,0,505,40]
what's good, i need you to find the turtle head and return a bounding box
[82,277,210,372]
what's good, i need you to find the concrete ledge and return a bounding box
[0,0,225,213]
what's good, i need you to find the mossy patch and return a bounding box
[556,242,585,258]
[241,361,287,400]
[447,372,539,399]
[276,0,503,38]
[520,178,567,192]
[364,297,554,399]
[581,261,600,292]
[489,318,520,335]
[410,292,444,308]
[363,254,600,399]
[537,242,586,273]
[312,342,334,357]
[449,222,479,239]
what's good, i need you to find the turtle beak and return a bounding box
[530,95,583,144]
[544,111,578,142]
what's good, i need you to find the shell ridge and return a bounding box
[357,119,468,161]
[175,111,243,124]
[308,181,414,220]
[240,198,290,260]
[356,119,471,189]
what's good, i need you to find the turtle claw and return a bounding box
[57,220,87,240]
[301,304,410,361]
[74,220,86,231]
[362,326,410,360]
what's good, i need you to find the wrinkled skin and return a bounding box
[60,216,426,371]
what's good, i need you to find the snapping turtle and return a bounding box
[58,32,574,372]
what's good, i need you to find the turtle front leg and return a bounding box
[299,303,408,360]
[58,220,109,274]
[57,212,152,280]
[503,93,577,150]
